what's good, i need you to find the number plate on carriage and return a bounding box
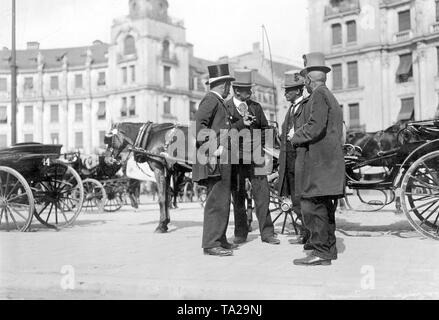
[42,158,51,167]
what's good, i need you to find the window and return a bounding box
[124,35,136,55]
[97,101,106,120]
[98,72,106,86]
[332,23,342,46]
[24,134,33,143]
[130,65,136,83]
[164,66,171,86]
[332,64,343,90]
[24,105,33,124]
[398,10,411,32]
[50,76,59,90]
[75,132,83,149]
[437,47,439,75]
[436,0,439,22]
[349,103,360,129]
[129,96,136,116]
[75,103,83,122]
[0,106,7,124]
[190,101,197,121]
[164,96,171,114]
[75,74,83,89]
[122,67,128,84]
[347,21,357,43]
[99,130,107,147]
[50,133,59,145]
[121,97,128,117]
[50,105,59,123]
[398,98,415,122]
[0,134,7,148]
[24,77,33,90]
[0,78,6,92]
[162,40,170,59]
[396,53,413,83]
[347,61,358,88]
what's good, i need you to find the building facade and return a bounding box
[309,0,439,132]
[0,0,298,152]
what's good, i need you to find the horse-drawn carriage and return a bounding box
[63,152,139,213]
[0,143,84,231]
[344,120,439,240]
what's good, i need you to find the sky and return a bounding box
[0,0,309,66]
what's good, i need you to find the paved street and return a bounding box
[1,196,439,300]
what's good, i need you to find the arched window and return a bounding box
[162,40,170,59]
[124,35,136,56]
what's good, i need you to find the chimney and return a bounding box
[92,40,103,46]
[27,41,40,50]
[253,42,260,52]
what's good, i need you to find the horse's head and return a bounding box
[103,123,143,165]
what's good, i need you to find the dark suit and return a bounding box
[291,84,345,260]
[193,92,243,249]
[225,98,275,241]
[278,97,309,214]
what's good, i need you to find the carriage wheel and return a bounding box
[82,179,107,214]
[103,182,123,212]
[268,182,298,235]
[33,161,84,229]
[0,167,34,232]
[401,151,439,240]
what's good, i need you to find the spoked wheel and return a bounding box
[32,161,84,229]
[0,167,34,232]
[103,182,123,212]
[82,179,107,214]
[401,151,439,240]
[268,182,298,235]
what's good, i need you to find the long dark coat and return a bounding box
[278,97,309,196]
[192,92,242,184]
[291,85,345,199]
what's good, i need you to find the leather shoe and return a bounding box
[221,242,239,250]
[204,247,233,257]
[293,255,331,266]
[288,236,307,245]
[233,237,247,245]
[262,236,281,245]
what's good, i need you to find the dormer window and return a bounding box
[124,35,136,56]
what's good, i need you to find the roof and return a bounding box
[190,56,214,74]
[0,42,109,71]
[270,60,301,79]
[254,72,273,88]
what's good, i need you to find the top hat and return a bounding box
[205,64,236,85]
[282,72,305,89]
[300,52,331,76]
[232,69,255,87]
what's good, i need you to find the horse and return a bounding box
[104,122,193,233]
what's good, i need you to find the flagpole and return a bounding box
[11,0,17,145]
[262,25,278,123]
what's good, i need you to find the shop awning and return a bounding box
[396,54,413,77]
[397,98,415,122]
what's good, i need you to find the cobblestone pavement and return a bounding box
[1,197,439,300]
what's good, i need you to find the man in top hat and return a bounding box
[277,72,311,245]
[290,52,345,266]
[225,69,280,246]
[193,64,253,257]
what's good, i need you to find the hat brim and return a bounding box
[301,66,331,76]
[283,83,304,89]
[205,76,236,86]
[232,83,254,88]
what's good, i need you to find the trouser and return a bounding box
[301,196,338,260]
[202,165,232,249]
[232,165,275,241]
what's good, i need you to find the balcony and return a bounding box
[160,54,179,66]
[431,22,439,34]
[394,30,412,42]
[380,0,412,9]
[325,0,361,20]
